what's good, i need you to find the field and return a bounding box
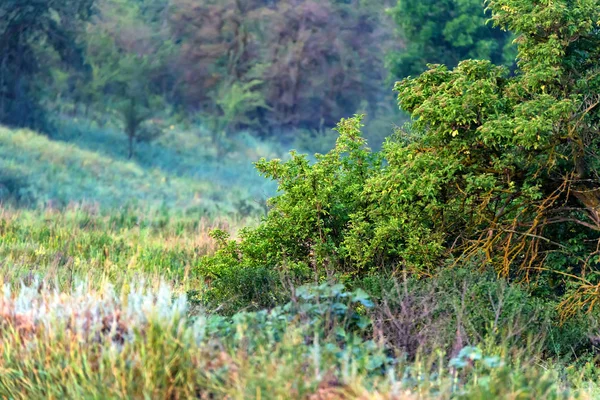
[4,0,600,397]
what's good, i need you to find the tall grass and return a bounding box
[0,276,595,399]
[0,206,251,294]
[0,207,598,398]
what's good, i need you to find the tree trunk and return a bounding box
[128,134,134,160]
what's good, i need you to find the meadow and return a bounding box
[0,119,281,216]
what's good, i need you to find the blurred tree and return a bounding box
[83,0,169,158]
[169,0,261,110]
[0,0,95,130]
[387,0,515,79]
[170,0,395,134]
[204,79,271,155]
[261,0,395,130]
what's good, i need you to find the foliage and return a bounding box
[198,116,380,304]
[0,0,94,130]
[0,272,595,399]
[202,0,600,317]
[170,0,396,133]
[387,0,515,79]
[3,0,600,395]
[216,80,270,134]
[386,0,600,316]
[81,0,175,158]
[0,0,518,138]
[196,229,284,314]
[203,79,271,155]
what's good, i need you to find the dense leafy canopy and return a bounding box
[1,0,399,141]
[170,0,395,133]
[0,0,520,139]
[0,0,94,129]
[387,0,515,78]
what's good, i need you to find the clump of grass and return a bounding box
[0,208,598,399]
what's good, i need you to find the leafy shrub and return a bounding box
[202,80,271,155]
[200,0,600,319]
[380,0,600,316]
[197,115,380,309]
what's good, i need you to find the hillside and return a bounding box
[0,121,280,216]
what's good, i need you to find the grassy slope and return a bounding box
[0,207,229,293]
[0,121,279,215]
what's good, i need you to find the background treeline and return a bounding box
[0,0,513,141]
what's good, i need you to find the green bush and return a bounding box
[197,115,380,310]
[200,0,600,320]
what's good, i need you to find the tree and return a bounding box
[0,0,94,130]
[387,0,514,79]
[170,0,395,134]
[367,0,600,315]
[169,0,262,110]
[203,80,271,155]
[83,0,169,158]
[259,0,394,130]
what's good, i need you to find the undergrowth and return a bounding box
[0,208,599,398]
[0,275,597,399]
